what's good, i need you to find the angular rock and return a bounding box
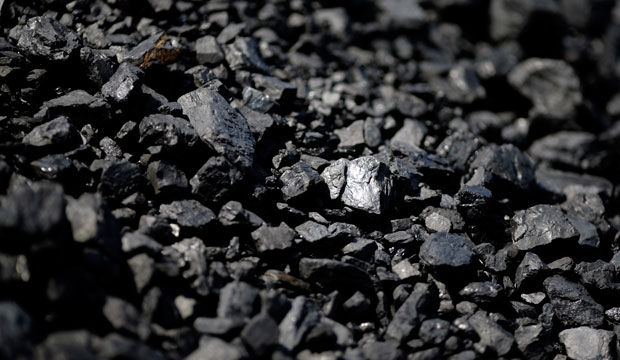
[419,233,475,269]
[341,156,392,215]
[574,260,615,291]
[321,158,349,200]
[242,87,276,113]
[101,62,144,103]
[98,161,144,203]
[559,327,615,360]
[454,185,492,221]
[279,162,321,201]
[508,58,581,119]
[10,16,80,62]
[218,201,264,228]
[514,252,548,289]
[250,222,296,254]
[468,144,535,193]
[178,88,255,170]
[139,114,199,150]
[185,336,247,360]
[164,238,209,295]
[34,90,110,125]
[159,200,215,233]
[80,47,115,87]
[252,74,297,101]
[543,275,604,327]
[418,318,451,345]
[65,192,119,248]
[295,220,330,245]
[22,116,81,152]
[458,282,503,304]
[468,311,514,356]
[386,282,439,342]
[196,35,224,65]
[278,296,320,351]
[217,281,259,320]
[122,33,179,69]
[191,156,243,204]
[224,37,271,74]
[145,160,188,195]
[241,312,279,356]
[127,253,155,293]
[436,130,484,173]
[335,120,365,149]
[511,205,579,251]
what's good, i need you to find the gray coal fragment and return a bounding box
[341,156,392,215]
[508,58,581,120]
[191,156,243,204]
[139,114,199,150]
[279,161,322,201]
[468,311,515,356]
[217,281,259,320]
[335,120,365,149]
[514,252,548,289]
[278,296,320,351]
[34,90,110,125]
[321,158,349,200]
[218,201,264,228]
[251,74,297,101]
[159,200,215,233]
[121,32,179,69]
[458,282,503,304]
[295,220,330,244]
[9,16,81,62]
[241,313,279,356]
[22,116,81,152]
[242,87,277,113]
[195,35,224,65]
[224,37,271,74]
[468,143,535,193]
[178,88,255,170]
[419,233,474,269]
[80,47,115,87]
[543,275,604,327]
[511,204,579,251]
[102,62,144,103]
[65,192,119,247]
[98,161,145,203]
[185,336,247,360]
[559,327,615,360]
[250,222,295,254]
[385,282,439,342]
[145,160,188,195]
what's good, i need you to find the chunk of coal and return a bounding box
[574,260,615,291]
[102,296,149,338]
[543,275,604,327]
[241,313,279,356]
[361,340,403,360]
[508,58,581,119]
[121,231,162,255]
[147,0,172,13]
[241,87,277,113]
[146,160,188,195]
[559,327,615,360]
[340,156,392,215]
[511,204,579,251]
[185,336,247,360]
[191,156,243,204]
[80,47,115,87]
[127,253,155,293]
[419,233,475,269]
[22,116,81,152]
[252,74,297,101]
[0,181,66,237]
[195,35,224,65]
[436,130,484,173]
[418,318,451,345]
[178,88,255,170]
[9,16,80,62]
[30,154,74,181]
[65,192,119,247]
[101,62,144,103]
[468,311,515,356]
[224,37,271,74]
[295,220,330,245]
[34,90,110,125]
[164,238,209,295]
[514,252,548,289]
[335,120,365,149]
[218,201,264,228]
[386,282,439,342]
[321,158,349,200]
[458,282,503,304]
[98,161,145,203]
[250,222,295,254]
[528,131,604,172]
[566,215,602,248]
[298,258,374,294]
[217,281,259,320]
[278,296,320,351]
[194,317,242,337]
[0,302,32,359]
[159,200,215,233]
[139,114,199,150]
[455,185,492,221]
[279,162,322,201]
[467,144,535,193]
[343,238,377,261]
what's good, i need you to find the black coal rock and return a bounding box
[9,16,81,62]
[511,205,579,251]
[178,88,255,170]
[419,233,475,270]
[543,275,604,327]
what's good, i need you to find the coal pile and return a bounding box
[1,0,620,359]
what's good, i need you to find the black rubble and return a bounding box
[1,1,620,359]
